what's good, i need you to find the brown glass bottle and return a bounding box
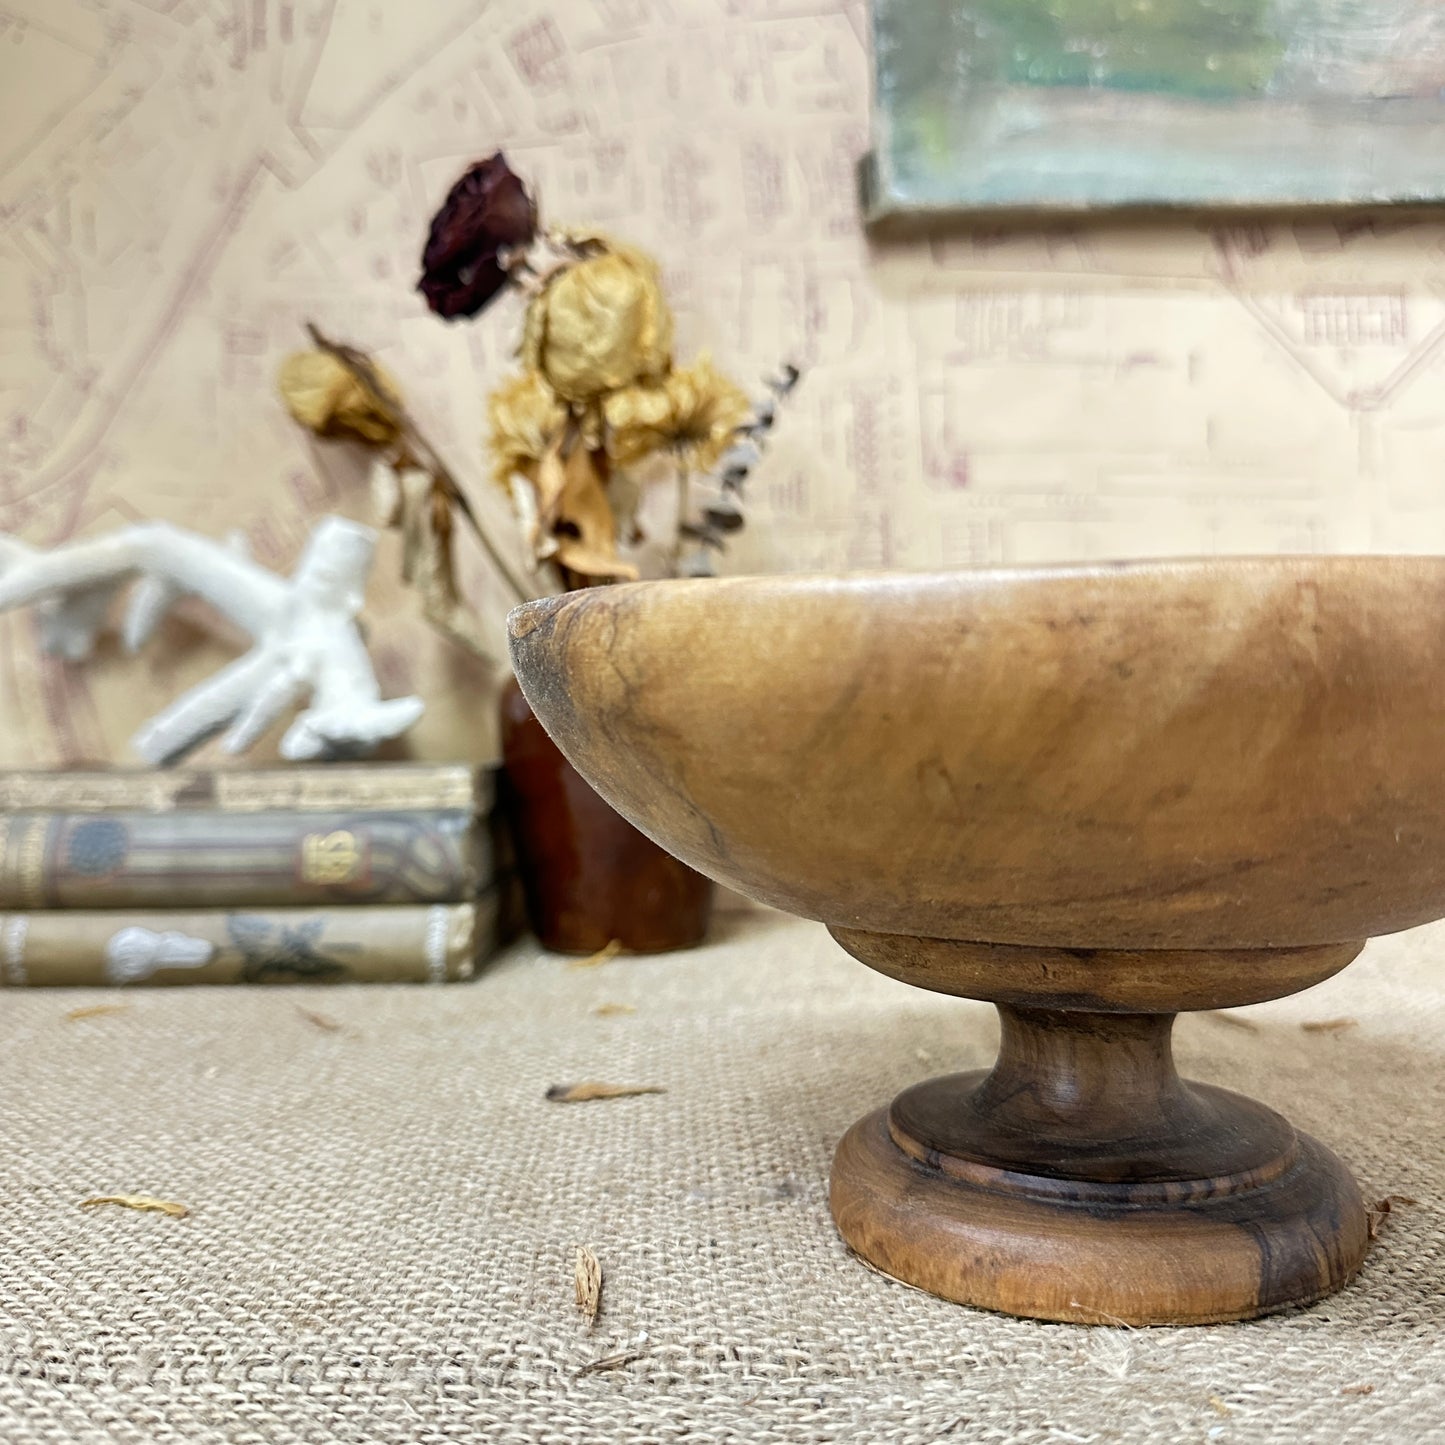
[499,675,713,954]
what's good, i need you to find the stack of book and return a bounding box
[0,763,510,987]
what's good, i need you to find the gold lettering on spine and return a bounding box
[300,830,363,884]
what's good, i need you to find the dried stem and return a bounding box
[304,322,534,607]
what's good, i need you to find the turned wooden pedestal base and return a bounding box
[510,560,1445,1326]
[827,934,1372,1325]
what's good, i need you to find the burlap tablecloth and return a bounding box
[0,910,1439,1443]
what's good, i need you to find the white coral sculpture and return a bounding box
[0,515,423,764]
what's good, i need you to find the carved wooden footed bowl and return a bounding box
[508,558,1445,1325]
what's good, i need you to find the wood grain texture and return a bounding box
[507,558,1422,1324]
[829,930,1364,1011]
[510,558,1445,950]
[829,1004,1369,1323]
[832,1106,1368,1326]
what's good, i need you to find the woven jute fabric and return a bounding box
[0,911,1440,1444]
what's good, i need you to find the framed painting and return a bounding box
[861,0,1445,225]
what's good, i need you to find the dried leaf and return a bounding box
[546,1082,664,1103]
[65,1003,132,1022]
[748,397,777,433]
[677,546,716,578]
[278,350,400,446]
[704,502,745,533]
[497,384,643,583]
[303,322,536,615]
[489,370,568,488]
[1204,1011,1258,1032]
[1367,1194,1419,1240]
[552,444,638,581]
[1301,1017,1358,1034]
[768,362,802,397]
[593,1002,636,1017]
[392,468,496,660]
[574,1333,648,1377]
[570,940,624,970]
[678,521,726,548]
[532,437,570,538]
[523,236,673,403]
[370,462,404,527]
[80,1194,189,1219]
[297,1007,342,1033]
[1342,1384,1375,1396]
[574,1244,603,1326]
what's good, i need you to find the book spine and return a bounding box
[0,810,491,909]
[0,901,493,986]
[0,764,491,814]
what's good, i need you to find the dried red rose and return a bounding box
[418,153,537,320]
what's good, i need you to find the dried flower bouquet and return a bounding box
[279,153,796,658]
